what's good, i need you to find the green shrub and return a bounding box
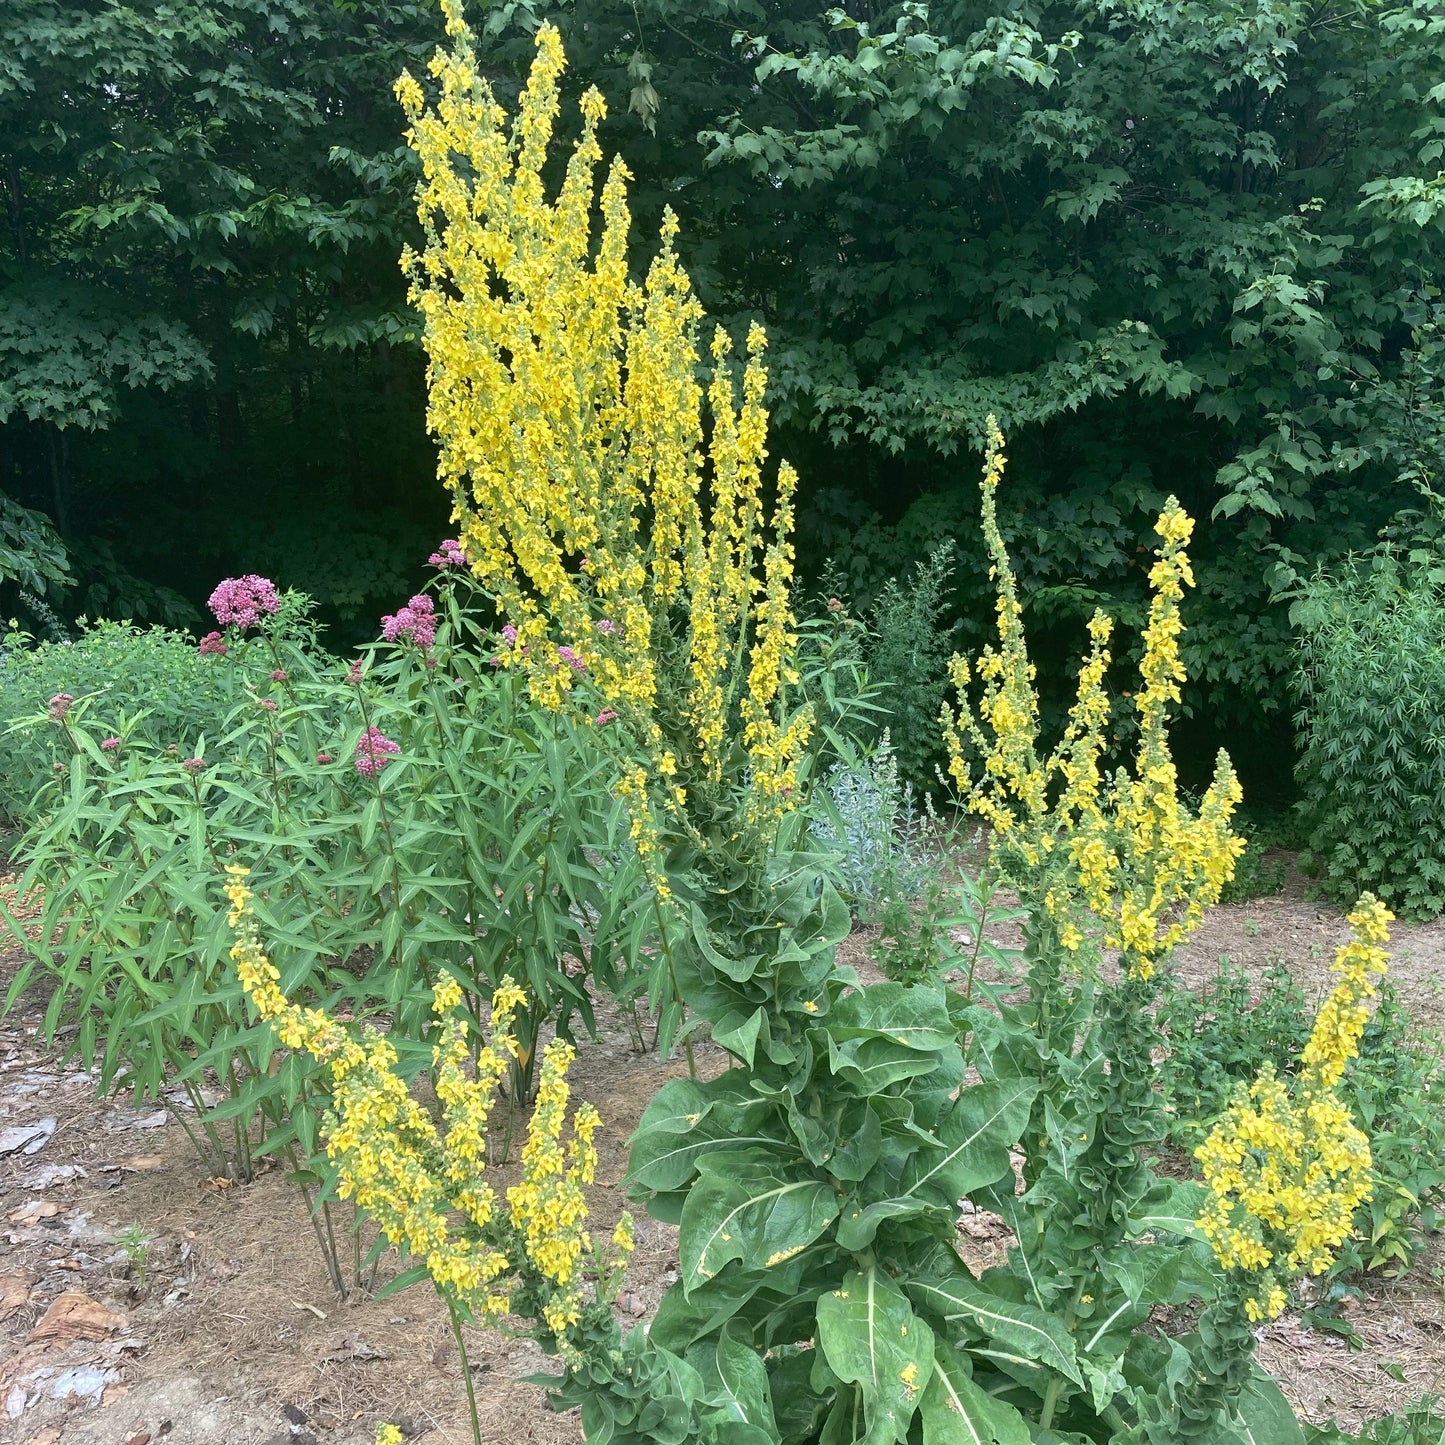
[864,541,959,792]
[0,619,234,823]
[1293,558,1445,919]
[1159,960,1445,1279]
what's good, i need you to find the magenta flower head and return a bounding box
[208,575,281,630]
[596,618,618,637]
[259,698,277,712]
[345,657,365,685]
[198,631,228,657]
[380,594,436,651]
[500,624,518,647]
[354,726,400,777]
[557,645,586,674]
[428,538,466,569]
[47,692,74,722]
[316,752,334,765]
[182,757,205,775]
[269,669,287,683]
[595,708,619,727]
[100,736,120,752]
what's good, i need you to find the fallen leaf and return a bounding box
[120,1154,165,1171]
[322,1330,385,1362]
[292,1300,327,1320]
[123,1432,152,1445]
[0,1119,55,1157]
[8,1200,64,1226]
[102,1380,130,1406]
[0,1269,36,1320]
[25,1428,62,1445]
[26,1291,127,1344]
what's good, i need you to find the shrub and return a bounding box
[1159,960,1445,1278]
[864,541,959,791]
[0,619,234,822]
[1293,557,1445,918]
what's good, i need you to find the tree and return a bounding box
[0,0,443,628]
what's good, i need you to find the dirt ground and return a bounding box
[2,855,1443,1445]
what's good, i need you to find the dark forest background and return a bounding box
[4,0,1444,798]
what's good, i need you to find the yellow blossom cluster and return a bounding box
[940,419,1243,974]
[397,8,810,849]
[507,1036,600,1336]
[1195,897,1391,1321]
[225,865,627,1334]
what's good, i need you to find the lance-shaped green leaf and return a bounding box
[1234,1370,1305,1445]
[679,1148,839,1294]
[901,1078,1037,1206]
[920,1347,1032,1445]
[687,1323,779,1439]
[817,1266,935,1445]
[907,1272,1083,1387]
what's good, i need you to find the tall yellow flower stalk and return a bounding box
[225,866,628,1341]
[941,417,1243,971]
[1196,896,1391,1321]
[397,6,810,847]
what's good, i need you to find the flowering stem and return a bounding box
[446,1299,483,1445]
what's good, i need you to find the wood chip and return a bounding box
[7,1200,64,1226]
[26,1291,127,1344]
[0,1269,36,1320]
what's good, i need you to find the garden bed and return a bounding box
[2,863,1443,1445]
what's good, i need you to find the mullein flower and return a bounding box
[941,418,1243,969]
[1196,897,1391,1321]
[396,8,810,859]
[224,867,630,1338]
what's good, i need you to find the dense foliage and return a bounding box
[1293,555,1445,917]
[0,0,443,629]
[5,1,1445,778]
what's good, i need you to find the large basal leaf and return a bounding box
[920,1347,1031,1445]
[901,1078,1037,1206]
[817,1266,935,1445]
[1234,1369,1305,1445]
[1127,1179,1211,1242]
[679,1149,839,1295]
[907,1271,1083,1387]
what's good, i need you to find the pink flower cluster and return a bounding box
[380,594,436,651]
[100,736,120,752]
[428,539,466,569]
[354,726,400,777]
[47,693,74,721]
[182,757,205,775]
[198,631,228,656]
[557,645,585,674]
[208,575,281,630]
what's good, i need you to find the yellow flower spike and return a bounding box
[225,880,624,1342]
[403,11,810,852]
[1196,900,1390,1315]
[943,430,1243,972]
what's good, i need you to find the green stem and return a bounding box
[447,1298,483,1445]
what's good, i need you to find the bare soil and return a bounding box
[2,857,1442,1444]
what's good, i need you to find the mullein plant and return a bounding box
[1172,898,1392,1440]
[225,867,635,1445]
[379,10,1374,1445]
